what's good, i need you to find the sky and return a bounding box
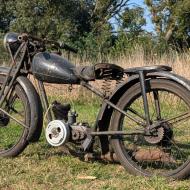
[110,0,155,33]
[129,0,155,32]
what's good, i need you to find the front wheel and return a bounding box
[110,79,190,179]
[0,78,31,157]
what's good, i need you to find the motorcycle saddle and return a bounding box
[75,63,124,81]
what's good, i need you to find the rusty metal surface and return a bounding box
[134,149,176,163]
[84,152,118,162]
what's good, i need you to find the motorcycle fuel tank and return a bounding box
[31,52,80,84]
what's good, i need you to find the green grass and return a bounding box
[0,100,190,189]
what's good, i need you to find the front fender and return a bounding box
[0,66,43,142]
[96,71,190,154]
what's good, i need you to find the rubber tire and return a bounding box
[0,74,43,143]
[0,81,30,157]
[110,79,190,179]
[18,76,43,143]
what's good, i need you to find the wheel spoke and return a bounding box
[165,112,190,125]
[0,72,32,157]
[9,107,25,117]
[113,79,190,178]
[127,107,146,121]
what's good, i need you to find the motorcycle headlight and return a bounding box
[3,32,21,54]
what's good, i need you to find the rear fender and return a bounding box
[97,71,190,154]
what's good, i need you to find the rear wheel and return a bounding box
[0,79,30,157]
[110,79,190,179]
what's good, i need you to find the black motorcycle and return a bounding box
[1,32,190,179]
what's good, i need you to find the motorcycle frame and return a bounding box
[1,41,189,143]
[36,78,147,129]
[0,42,146,131]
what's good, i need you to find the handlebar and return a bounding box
[18,33,78,53]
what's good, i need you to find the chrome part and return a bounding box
[3,32,19,48]
[3,32,21,55]
[45,120,70,146]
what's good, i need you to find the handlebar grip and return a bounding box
[59,42,78,53]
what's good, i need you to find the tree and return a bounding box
[120,7,146,36]
[0,0,12,32]
[145,0,190,47]
[0,0,129,37]
[5,0,82,40]
[0,0,149,59]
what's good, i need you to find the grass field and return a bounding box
[1,99,190,190]
[1,46,190,189]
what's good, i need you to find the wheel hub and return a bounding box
[0,111,10,127]
[144,127,164,144]
[144,122,173,145]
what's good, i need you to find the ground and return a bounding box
[0,100,190,190]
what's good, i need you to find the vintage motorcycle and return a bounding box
[1,32,190,179]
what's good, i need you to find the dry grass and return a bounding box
[108,48,190,78]
[43,48,190,100]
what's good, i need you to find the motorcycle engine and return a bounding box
[45,101,88,147]
[45,120,89,147]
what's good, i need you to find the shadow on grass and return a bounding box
[25,143,119,166]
